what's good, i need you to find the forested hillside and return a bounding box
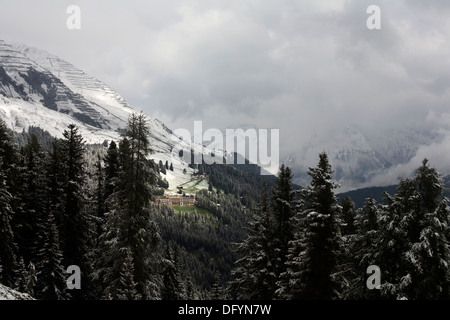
[0,114,276,299]
[1,114,449,300]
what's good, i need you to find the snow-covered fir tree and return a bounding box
[376,179,413,299]
[269,165,295,295]
[96,113,162,300]
[231,185,278,299]
[0,158,22,289]
[45,139,65,232]
[280,152,343,299]
[16,134,46,266]
[115,247,142,300]
[161,244,184,300]
[0,120,23,290]
[376,159,450,299]
[344,196,382,299]
[35,211,67,300]
[339,196,357,236]
[94,153,105,229]
[275,215,305,300]
[60,124,93,299]
[405,200,450,299]
[103,140,119,201]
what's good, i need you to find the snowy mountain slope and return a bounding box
[1,40,122,140]
[0,283,33,300]
[13,43,132,129]
[1,39,445,193]
[287,124,442,192]
[0,40,212,190]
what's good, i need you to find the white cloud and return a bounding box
[367,128,450,187]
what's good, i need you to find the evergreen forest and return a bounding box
[1,114,449,300]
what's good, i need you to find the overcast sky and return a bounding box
[2,0,450,185]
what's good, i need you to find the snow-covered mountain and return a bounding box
[1,39,447,193]
[1,40,126,141]
[287,124,443,192]
[0,40,182,152]
[0,39,197,192]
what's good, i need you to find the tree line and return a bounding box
[1,112,449,300]
[0,114,167,299]
[0,113,253,300]
[231,153,450,300]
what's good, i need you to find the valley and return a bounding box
[1,38,450,301]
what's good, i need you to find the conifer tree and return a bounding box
[0,158,22,289]
[95,154,105,218]
[94,206,122,299]
[16,134,46,265]
[377,159,450,299]
[344,196,381,299]
[60,124,92,299]
[0,119,19,175]
[35,211,67,300]
[104,140,119,200]
[46,139,65,232]
[25,261,37,297]
[291,152,342,299]
[406,200,450,299]
[93,153,105,247]
[14,258,29,295]
[161,244,183,300]
[98,113,161,300]
[339,196,357,236]
[123,113,159,298]
[160,160,166,174]
[270,164,295,287]
[275,216,305,300]
[358,196,379,233]
[403,160,448,299]
[376,179,413,299]
[0,120,24,288]
[231,185,277,299]
[0,120,25,289]
[211,271,229,300]
[61,124,87,263]
[115,248,141,300]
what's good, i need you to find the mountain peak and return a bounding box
[0,39,197,190]
[0,39,135,142]
[13,43,132,112]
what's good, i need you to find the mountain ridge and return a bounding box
[0,39,247,196]
[1,39,448,193]
[287,124,443,192]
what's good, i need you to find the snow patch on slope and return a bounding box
[1,39,217,192]
[0,283,33,300]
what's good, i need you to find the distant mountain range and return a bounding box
[286,122,444,192]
